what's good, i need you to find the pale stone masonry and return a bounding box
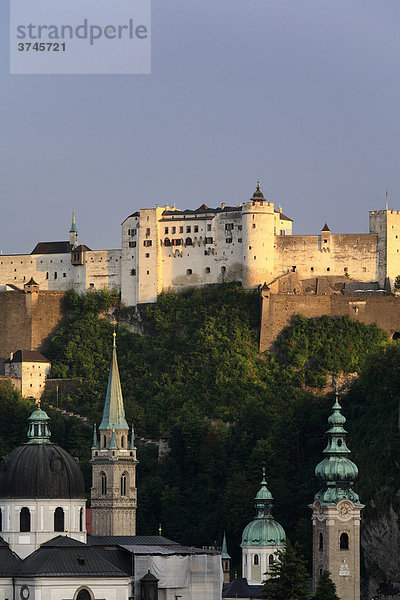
[2,185,400,304]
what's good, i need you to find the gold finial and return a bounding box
[262,466,266,478]
[112,318,117,347]
[158,523,162,536]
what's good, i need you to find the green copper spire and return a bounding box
[27,407,51,444]
[99,332,129,432]
[222,532,230,559]
[314,394,360,505]
[70,210,78,233]
[91,423,98,450]
[129,423,136,450]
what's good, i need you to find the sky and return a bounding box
[0,0,399,253]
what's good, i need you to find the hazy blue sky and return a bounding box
[1,0,399,253]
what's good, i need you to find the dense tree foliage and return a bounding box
[1,284,397,582]
[261,540,311,600]
[313,570,339,600]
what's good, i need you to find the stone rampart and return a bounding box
[260,292,400,351]
[0,290,64,359]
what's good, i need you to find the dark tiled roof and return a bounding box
[0,538,21,575]
[87,535,178,546]
[18,536,129,577]
[73,244,92,252]
[25,277,39,286]
[122,212,140,223]
[5,350,50,363]
[321,223,331,231]
[275,210,293,222]
[31,241,73,255]
[222,578,263,598]
[162,205,241,217]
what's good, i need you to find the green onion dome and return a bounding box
[241,470,286,548]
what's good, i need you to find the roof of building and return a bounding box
[5,350,51,364]
[87,536,220,555]
[18,536,129,577]
[222,577,263,598]
[321,223,331,231]
[0,537,21,575]
[31,241,73,255]
[162,205,242,217]
[99,342,129,431]
[0,410,85,499]
[73,244,92,252]
[275,210,293,222]
[70,211,78,234]
[25,277,39,286]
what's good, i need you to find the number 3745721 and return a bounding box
[18,42,66,51]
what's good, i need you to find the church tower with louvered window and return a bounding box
[90,328,138,535]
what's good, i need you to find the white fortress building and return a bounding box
[1,183,400,304]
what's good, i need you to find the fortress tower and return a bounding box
[311,395,364,600]
[69,210,79,249]
[90,329,138,535]
[369,208,400,291]
[242,182,276,288]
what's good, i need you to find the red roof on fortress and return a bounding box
[31,241,73,254]
[5,350,51,364]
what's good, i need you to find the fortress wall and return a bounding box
[260,293,400,352]
[275,233,378,283]
[0,291,64,359]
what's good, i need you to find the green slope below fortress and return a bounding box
[0,284,399,595]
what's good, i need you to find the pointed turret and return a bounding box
[99,331,129,433]
[130,423,136,450]
[91,423,98,450]
[221,531,231,584]
[250,180,266,201]
[69,210,78,248]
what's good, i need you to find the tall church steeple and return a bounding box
[69,210,78,248]
[311,393,364,600]
[90,326,138,536]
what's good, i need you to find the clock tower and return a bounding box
[311,394,364,600]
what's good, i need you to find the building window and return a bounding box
[252,223,256,228]
[63,273,67,277]
[186,226,191,233]
[144,240,152,247]
[101,473,107,496]
[206,237,213,244]
[363,267,366,272]
[103,435,107,448]
[145,253,150,258]
[194,226,199,233]
[46,272,49,279]
[54,507,65,532]
[54,272,57,279]
[172,226,176,234]
[221,266,226,274]
[225,223,234,231]
[79,507,84,532]
[0,507,2,531]
[205,267,210,274]
[89,283,94,289]
[164,238,171,247]
[121,435,125,448]
[146,228,150,236]
[319,533,323,550]
[76,589,93,600]
[129,241,136,248]
[207,224,211,232]
[20,507,31,532]
[164,227,169,234]
[226,238,232,244]
[121,473,127,496]
[327,267,330,272]
[254,554,259,566]
[179,226,183,233]
[311,267,314,271]
[131,269,136,276]
[186,269,192,276]
[172,239,182,246]
[186,237,193,246]
[147,270,150,275]
[344,267,348,272]
[268,554,274,566]
[340,533,349,550]
[238,238,242,243]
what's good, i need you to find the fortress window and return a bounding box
[207,224,212,232]
[20,507,31,532]
[145,253,150,258]
[226,238,232,244]
[186,226,191,233]
[327,268,330,272]
[225,223,234,231]
[54,272,58,279]
[254,256,256,260]
[54,507,65,532]
[363,267,366,272]
[146,228,150,235]
[340,533,349,550]
[186,238,193,246]
[63,273,67,277]
[323,239,328,243]
[144,240,152,247]
[129,241,136,248]
[238,238,242,243]
[194,226,199,233]
[131,269,136,276]
[179,226,184,233]
[252,224,256,228]
[254,554,259,566]
[311,267,314,271]
[172,226,176,234]
[164,227,169,234]
[248,246,252,250]
[280,230,286,235]
[206,237,213,244]
[319,533,323,550]
[221,266,226,274]
[164,238,171,247]
[89,283,94,289]
[205,267,210,274]
[292,266,296,272]
[186,269,192,276]
[147,270,150,275]
[344,267,348,272]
